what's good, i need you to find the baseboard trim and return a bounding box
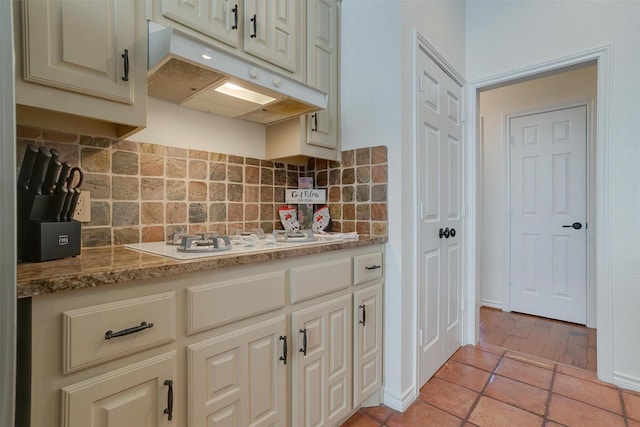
[383,385,416,412]
[613,371,640,393]
[480,300,503,310]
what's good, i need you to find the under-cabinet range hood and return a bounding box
[148,22,327,125]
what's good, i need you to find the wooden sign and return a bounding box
[285,188,326,204]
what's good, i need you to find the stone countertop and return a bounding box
[17,236,387,298]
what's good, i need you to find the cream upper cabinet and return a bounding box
[16,0,147,139]
[243,0,299,72]
[305,0,339,150]
[265,0,340,165]
[161,0,242,49]
[156,0,299,74]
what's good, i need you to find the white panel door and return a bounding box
[416,47,464,387]
[292,295,352,427]
[510,106,587,324]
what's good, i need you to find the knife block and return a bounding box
[17,189,81,262]
[20,220,81,262]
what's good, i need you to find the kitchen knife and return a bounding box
[17,144,39,191]
[59,189,75,222]
[28,146,52,194]
[50,161,71,221]
[66,187,81,221]
[42,158,62,195]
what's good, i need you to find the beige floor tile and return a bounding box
[340,412,381,427]
[623,391,640,422]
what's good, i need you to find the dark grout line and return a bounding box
[618,388,630,427]
[543,363,559,425]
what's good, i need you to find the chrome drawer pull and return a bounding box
[365,265,381,271]
[105,321,154,340]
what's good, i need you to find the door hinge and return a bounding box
[418,329,423,346]
[420,202,424,219]
[418,74,423,92]
[461,107,466,123]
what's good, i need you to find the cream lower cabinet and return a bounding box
[291,295,353,427]
[353,283,383,407]
[187,315,288,427]
[61,351,177,427]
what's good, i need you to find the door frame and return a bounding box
[504,103,594,326]
[465,45,614,382]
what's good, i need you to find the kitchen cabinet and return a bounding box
[14,0,147,139]
[188,316,288,426]
[61,352,177,427]
[265,0,340,165]
[17,244,383,427]
[292,295,352,427]
[353,283,383,407]
[155,0,300,75]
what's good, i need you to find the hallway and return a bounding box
[342,310,638,426]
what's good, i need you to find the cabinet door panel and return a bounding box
[61,352,176,427]
[188,316,287,427]
[292,294,352,427]
[244,0,298,71]
[353,283,383,406]
[162,0,241,48]
[23,0,135,104]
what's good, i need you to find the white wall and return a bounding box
[478,65,597,310]
[467,1,640,389]
[341,0,466,411]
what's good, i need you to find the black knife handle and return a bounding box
[42,158,62,195]
[50,190,68,221]
[59,189,75,221]
[17,144,39,190]
[67,188,81,221]
[28,147,52,195]
[55,161,72,195]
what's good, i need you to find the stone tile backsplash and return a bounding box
[16,126,387,248]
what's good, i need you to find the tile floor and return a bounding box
[342,343,640,427]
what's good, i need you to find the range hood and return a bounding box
[148,22,327,125]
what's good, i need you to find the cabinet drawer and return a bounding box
[187,271,286,335]
[290,258,351,303]
[354,252,383,285]
[62,292,176,373]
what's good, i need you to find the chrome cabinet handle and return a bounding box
[105,321,153,340]
[311,113,318,132]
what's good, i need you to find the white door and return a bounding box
[416,47,464,387]
[509,106,587,324]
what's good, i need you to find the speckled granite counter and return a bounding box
[16,236,387,298]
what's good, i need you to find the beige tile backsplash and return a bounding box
[16,126,387,248]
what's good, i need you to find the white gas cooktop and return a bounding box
[125,233,354,261]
